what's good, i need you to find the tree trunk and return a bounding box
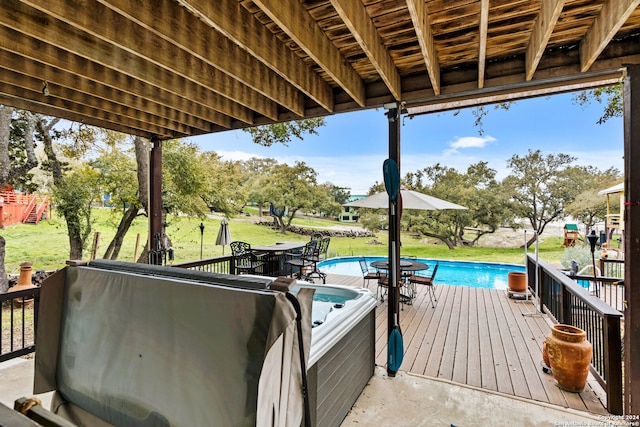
[102,136,149,262]
[274,215,287,234]
[422,231,456,249]
[103,205,140,259]
[68,221,85,260]
[0,236,8,293]
[0,106,13,184]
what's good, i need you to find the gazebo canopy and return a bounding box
[1,0,640,139]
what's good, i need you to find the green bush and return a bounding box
[559,245,593,272]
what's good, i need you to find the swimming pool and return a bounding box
[317,256,526,290]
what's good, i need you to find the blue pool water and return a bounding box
[317,256,525,290]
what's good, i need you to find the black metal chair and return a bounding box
[286,240,317,281]
[409,263,438,307]
[358,257,386,293]
[317,236,330,260]
[230,241,265,275]
[302,237,329,283]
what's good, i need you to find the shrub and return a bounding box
[559,245,593,272]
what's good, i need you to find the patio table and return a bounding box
[370,259,429,302]
[251,242,306,276]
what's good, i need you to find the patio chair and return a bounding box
[302,238,329,283]
[230,241,265,275]
[358,257,386,291]
[409,262,438,307]
[317,236,331,260]
[286,240,317,281]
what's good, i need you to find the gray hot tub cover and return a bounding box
[34,261,313,427]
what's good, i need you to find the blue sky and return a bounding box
[191,92,624,194]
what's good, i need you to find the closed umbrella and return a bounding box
[216,218,232,255]
[343,189,468,211]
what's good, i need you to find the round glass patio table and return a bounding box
[370,260,429,272]
[370,260,429,303]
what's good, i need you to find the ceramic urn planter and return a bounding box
[507,271,527,292]
[10,261,36,307]
[545,324,592,392]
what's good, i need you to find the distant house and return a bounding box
[338,194,366,222]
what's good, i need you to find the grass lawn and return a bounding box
[0,207,568,274]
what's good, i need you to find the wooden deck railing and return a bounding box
[0,287,40,363]
[527,254,623,414]
[599,258,624,279]
[567,275,625,313]
[171,255,234,274]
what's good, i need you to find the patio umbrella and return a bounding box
[216,218,232,255]
[343,189,468,211]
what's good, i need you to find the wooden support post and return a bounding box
[149,137,163,265]
[623,64,640,415]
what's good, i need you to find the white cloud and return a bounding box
[215,150,264,162]
[444,135,496,155]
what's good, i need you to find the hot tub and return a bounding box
[293,283,377,427]
[34,261,377,427]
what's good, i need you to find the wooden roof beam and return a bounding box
[176,0,334,112]
[580,0,640,72]
[0,50,214,135]
[97,0,305,117]
[526,0,565,81]
[330,0,401,100]
[0,83,180,139]
[252,0,366,107]
[406,0,441,96]
[0,23,238,129]
[0,94,164,139]
[478,0,489,89]
[2,1,257,125]
[18,0,278,121]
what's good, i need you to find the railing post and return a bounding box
[537,262,545,313]
[561,282,571,324]
[604,313,623,414]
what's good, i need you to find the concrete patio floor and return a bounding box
[1,357,602,426]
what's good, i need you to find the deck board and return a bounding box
[324,273,610,416]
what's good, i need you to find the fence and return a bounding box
[0,287,40,363]
[527,254,623,414]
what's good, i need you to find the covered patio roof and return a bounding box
[2,0,640,139]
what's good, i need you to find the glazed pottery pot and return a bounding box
[545,324,592,392]
[508,271,527,292]
[542,340,550,368]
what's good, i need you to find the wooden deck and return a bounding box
[324,273,609,416]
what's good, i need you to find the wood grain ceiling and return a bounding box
[1,0,640,139]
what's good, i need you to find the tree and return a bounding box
[200,151,247,216]
[94,134,148,260]
[404,162,513,248]
[319,183,350,218]
[574,84,622,124]
[52,164,102,259]
[503,149,580,247]
[0,107,55,292]
[565,167,621,232]
[261,161,323,233]
[242,157,279,216]
[243,118,325,147]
